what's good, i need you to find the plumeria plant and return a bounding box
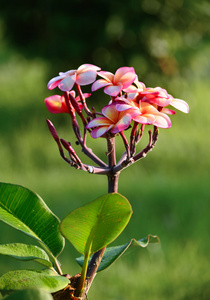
[0,64,189,300]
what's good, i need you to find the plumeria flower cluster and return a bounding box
[45,64,189,174]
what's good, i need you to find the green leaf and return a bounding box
[2,288,53,300]
[60,193,132,255]
[0,269,69,293]
[0,243,53,269]
[0,182,64,258]
[76,234,160,272]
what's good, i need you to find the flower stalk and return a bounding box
[44,63,189,299]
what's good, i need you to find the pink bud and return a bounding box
[46,119,59,142]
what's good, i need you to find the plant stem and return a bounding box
[108,172,119,193]
[106,136,119,193]
[75,251,90,297]
[84,137,119,297]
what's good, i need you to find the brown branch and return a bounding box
[85,247,106,295]
[130,121,139,156]
[133,126,158,162]
[68,92,88,128]
[63,92,107,168]
[120,131,130,158]
[76,83,93,117]
[46,119,74,165]
[132,124,145,155]
[81,145,107,168]
[60,139,87,171]
[113,126,159,173]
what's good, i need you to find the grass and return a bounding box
[0,48,210,299]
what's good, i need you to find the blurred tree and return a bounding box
[1,0,210,80]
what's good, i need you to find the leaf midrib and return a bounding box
[84,194,109,255]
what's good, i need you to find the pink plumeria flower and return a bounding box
[86,103,132,138]
[45,91,90,114]
[138,87,189,114]
[150,97,189,115]
[123,78,146,95]
[116,99,171,128]
[113,79,146,105]
[139,87,173,107]
[91,67,137,97]
[47,64,101,92]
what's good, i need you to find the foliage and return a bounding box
[0,183,64,258]
[60,193,132,255]
[1,288,53,300]
[0,183,156,299]
[0,244,52,268]
[76,235,160,272]
[0,269,69,294]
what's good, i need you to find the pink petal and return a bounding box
[77,64,101,72]
[126,108,141,118]
[123,85,138,93]
[97,71,114,82]
[75,93,91,102]
[114,67,136,82]
[47,76,63,90]
[102,104,120,123]
[86,117,111,129]
[123,78,145,93]
[59,70,76,77]
[91,79,110,92]
[170,98,189,113]
[162,108,176,115]
[58,75,76,91]
[116,100,137,111]
[140,87,171,107]
[69,90,76,98]
[44,95,68,114]
[132,114,156,124]
[76,70,98,86]
[153,113,171,128]
[127,92,139,100]
[142,96,171,107]
[119,72,137,89]
[140,102,160,114]
[135,80,146,90]
[83,93,91,98]
[90,125,113,139]
[104,84,122,96]
[116,103,133,111]
[48,70,77,90]
[102,104,119,123]
[111,114,132,133]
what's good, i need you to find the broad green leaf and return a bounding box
[0,243,52,269]
[0,269,69,293]
[76,234,160,272]
[2,288,53,300]
[0,182,64,257]
[60,193,132,255]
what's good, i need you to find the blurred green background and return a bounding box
[0,0,210,299]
